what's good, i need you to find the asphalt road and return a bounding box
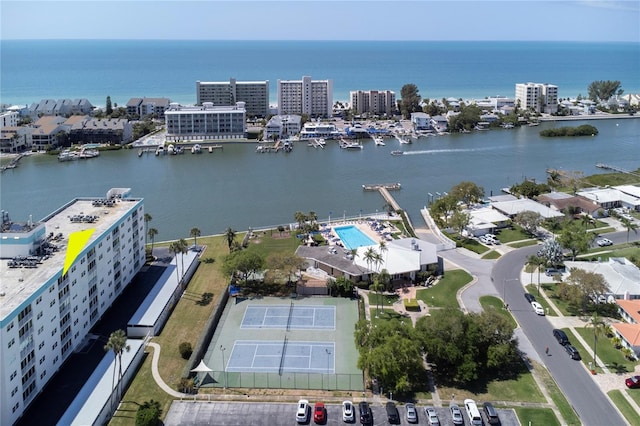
[493,245,626,426]
[164,401,519,425]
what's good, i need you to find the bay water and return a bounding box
[1,119,638,240]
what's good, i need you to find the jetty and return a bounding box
[596,163,640,177]
[362,183,403,212]
[1,153,25,173]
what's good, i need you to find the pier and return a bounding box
[1,153,25,173]
[595,163,640,178]
[363,183,402,211]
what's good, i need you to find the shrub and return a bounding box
[404,298,420,311]
[135,400,161,426]
[179,342,193,360]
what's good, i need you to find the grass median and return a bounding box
[608,389,638,424]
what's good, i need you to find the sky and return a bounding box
[1,0,639,42]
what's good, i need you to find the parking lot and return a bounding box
[164,401,519,425]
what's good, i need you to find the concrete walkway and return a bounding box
[147,342,188,398]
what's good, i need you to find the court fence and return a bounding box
[202,371,364,391]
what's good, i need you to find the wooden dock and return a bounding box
[596,163,640,177]
[363,183,402,211]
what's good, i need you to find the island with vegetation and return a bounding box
[540,124,598,137]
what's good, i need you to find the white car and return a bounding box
[425,406,440,425]
[449,403,464,425]
[596,238,613,247]
[531,301,545,315]
[296,399,309,423]
[342,400,354,422]
[406,403,418,423]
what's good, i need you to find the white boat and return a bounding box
[396,134,411,144]
[78,149,100,159]
[191,144,202,154]
[339,139,363,149]
[58,150,78,161]
[374,136,385,146]
[155,145,165,156]
[167,144,175,154]
[390,150,403,156]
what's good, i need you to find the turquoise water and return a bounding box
[2,40,638,106]
[334,225,376,250]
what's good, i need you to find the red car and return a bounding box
[626,376,640,389]
[313,402,326,423]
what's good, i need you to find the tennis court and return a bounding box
[241,304,335,330]
[226,340,335,374]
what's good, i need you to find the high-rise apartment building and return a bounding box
[164,102,247,141]
[0,189,145,426]
[196,79,269,118]
[277,76,333,118]
[515,82,558,114]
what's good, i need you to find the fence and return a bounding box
[203,371,363,391]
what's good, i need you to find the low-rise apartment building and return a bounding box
[164,102,247,141]
[125,97,171,118]
[0,127,33,153]
[196,79,269,118]
[0,188,145,426]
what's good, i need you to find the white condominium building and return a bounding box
[277,76,333,118]
[515,82,558,114]
[196,79,269,118]
[350,90,397,116]
[0,188,145,426]
[164,102,247,141]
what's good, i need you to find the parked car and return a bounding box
[553,329,569,345]
[545,267,564,276]
[483,402,500,424]
[359,401,372,425]
[424,406,440,426]
[464,399,483,426]
[405,403,418,423]
[313,402,326,424]
[596,238,613,246]
[385,402,400,424]
[565,344,581,360]
[531,301,545,315]
[524,293,536,303]
[449,403,464,425]
[626,376,640,389]
[296,400,310,423]
[342,400,355,422]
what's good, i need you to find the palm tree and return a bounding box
[586,313,607,372]
[370,277,384,315]
[581,214,595,230]
[190,227,201,249]
[147,227,158,254]
[363,247,377,278]
[104,329,130,410]
[178,238,188,278]
[379,240,388,264]
[382,201,394,216]
[620,217,638,243]
[144,213,152,241]
[169,241,182,285]
[224,227,236,251]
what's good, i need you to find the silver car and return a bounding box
[424,406,440,426]
[405,403,418,423]
[449,403,464,425]
[342,400,354,422]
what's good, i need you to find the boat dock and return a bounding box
[363,183,402,211]
[1,153,25,173]
[596,163,640,177]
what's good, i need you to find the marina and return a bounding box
[1,119,638,241]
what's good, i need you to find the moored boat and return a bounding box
[58,150,78,161]
[191,144,202,154]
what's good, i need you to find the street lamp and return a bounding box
[343,210,346,221]
[427,192,433,205]
[329,211,332,224]
[220,345,227,389]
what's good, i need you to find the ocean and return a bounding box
[1,40,639,107]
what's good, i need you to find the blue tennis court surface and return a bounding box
[241,305,335,330]
[226,340,335,374]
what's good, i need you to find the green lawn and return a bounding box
[525,284,557,316]
[574,327,637,373]
[579,244,640,262]
[369,308,410,326]
[626,388,640,407]
[495,226,531,243]
[541,284,578,316]
[608,390,639,424]
[479,296,517,328]
[437,367,544,403]
[508,240,539,248]
[416,269,472,308]
[514,407,560,426]
[368,292,400,307]
[481,250,501,260]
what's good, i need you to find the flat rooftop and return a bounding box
[0,197,141,322]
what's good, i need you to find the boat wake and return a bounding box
[403,147,496,155]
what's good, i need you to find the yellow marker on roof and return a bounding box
[63,228,95,276]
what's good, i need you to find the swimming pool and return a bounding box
[334,225,376,250]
